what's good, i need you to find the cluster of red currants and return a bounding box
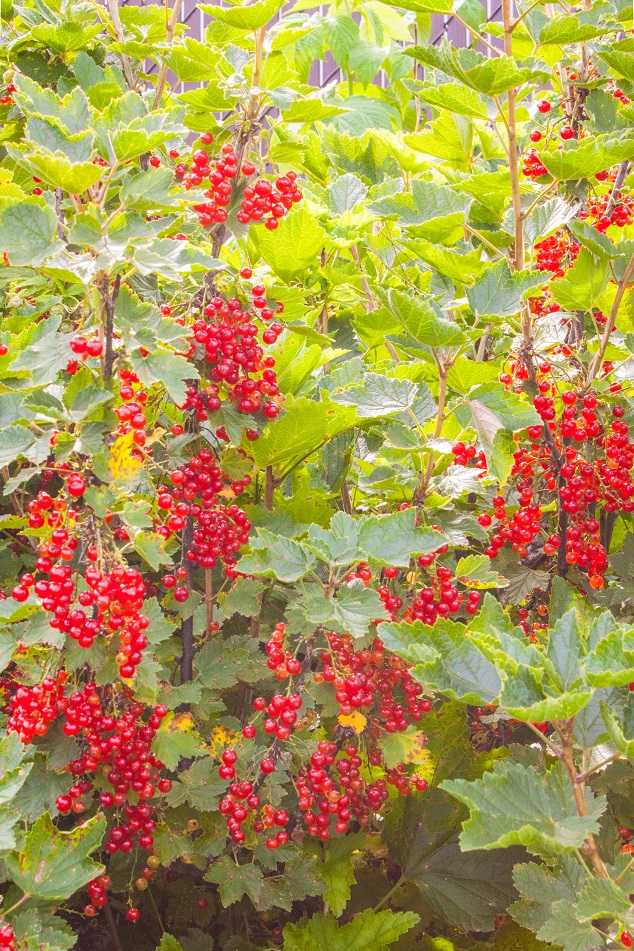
[316,631,432,728]
[251,690,303,743]
[67,332,103,374]
[113,374,150,449]
[217,770,289,849]
[185,278,284,420]
[236,172,303,230]
[158,450,251,575]
[521,148,549,179]
[450,440,488,471]
[296,741,428,841]
[264,622,302,682]
[4,671,65,742]
[0,925,14,951]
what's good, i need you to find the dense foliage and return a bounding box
[1,0,634,948]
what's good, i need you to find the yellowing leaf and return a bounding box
[109,431,144,484]
[209,724,241,756]
[338,711,367,733]
[172,712,194,731]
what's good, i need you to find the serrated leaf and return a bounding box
[204,856,264,906]
[239,529,315,582]
[456,554,507,589]
[404,79,489,118]
[407,41,541,95]
[328,173,368,214]
[330,372,418,418]
[541,132,634,180]
[378,724,429,768]
[384,288,466,347]
[551,248,610,312]
[250,396,356,476]
[379,618,502,704]
[134,532,172,571]
[0,199,61,266]
[331,580,389,637]
[282,908,419,951]
[442,760,606,855]
[6,814,105,901]
[466,260,544,318]
[152,714,206,770]
[253,207,327,283]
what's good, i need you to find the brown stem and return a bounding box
[418,360,449,500]
[340,480,353,515]
[180,516,194,683]
[585,250,634,388]
[104,274,120,386]
[264,466,275,511]
[606,160,632,219]
[152,0,185,108]
[351,244,377,313]
[106,0,136,90]
[205,569,214,634]
[104,903,125,951]
[559,725,609,879]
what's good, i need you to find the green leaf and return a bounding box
[250,396,356,475]
[551,248,610,312]
[166,759,227,812]
[8,147,103,194]
[403,238,485,286]
[407,41,541,95]
[156,936,184,951]
[0,199,61,266]
[378,724,428,768]
[131,349,197,404]
[407,836,523,933]
[384,289,466,347]
[0,732,33,804]
[199,0,285,30]
[253,207,327,283]
[330,372,418,418]
[404,80,489,119]
[195,634,268,691]
[239,529,316,582]
[6,814,105,901]
[152,716,206,770]
[134,532,173,571]
[220,578,265,617]
[316,833,365,916]
[466,260,544,318]
[11,323,73,387]
[442,760,606,855]
[379,618,502,704]
[328,173,368,214]
[204,856,264,906]
[331,580,389,638]
[538,13,619,46]
[455,554,507,589]
[120,167,183,211]
[282,908,419,951]
[0,425,36,466]
[536,900,605,951]
[30,20,102,53]
[10,908,77,951]
[541,132,634,180]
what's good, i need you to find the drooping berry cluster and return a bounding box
[0,924,14,951]
[158,451,251,575]
[237,172,303,230]
[186,282,284,421]
[4,672,65,742]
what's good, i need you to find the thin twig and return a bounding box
[106,0,136,90]
[153,0,185,109]
[585,250,634,388]
[606,160,632,219]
